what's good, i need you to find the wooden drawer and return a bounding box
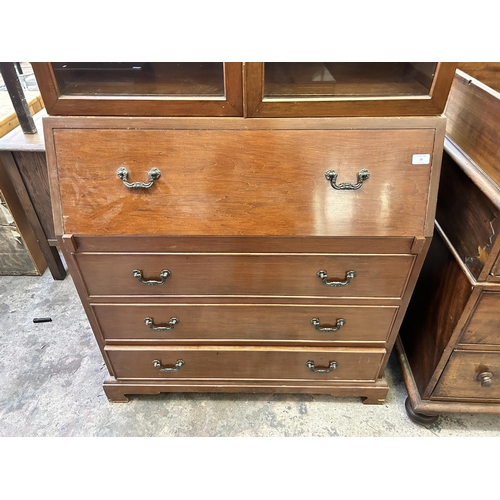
[433,350,500,400]
[459,292,500,346]
[105,346,386,382]
[52,127,435,238]
[76,252,414,298]
[92,303,398,343]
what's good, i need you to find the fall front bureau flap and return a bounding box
[47,125,437,238]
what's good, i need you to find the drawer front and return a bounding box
[53,128,435,238]
[105,346,386,381]
[93,303,398,343]
[77,253,414,298]
[433,350,500,400]
[459,292,500,346]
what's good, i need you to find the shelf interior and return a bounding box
[52,63,225,98]
[263,62,438,99]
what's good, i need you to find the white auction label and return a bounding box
[412,154,431,165]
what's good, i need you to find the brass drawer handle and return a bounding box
[477,371,494,387]
[132,269,171,285]
[305,360,338,374]
[117,166,161,189]
[144,317,179,331]
[310,318,346,332]
[325,169,370,190]
[317,270,356,287]
[152,359,184,372]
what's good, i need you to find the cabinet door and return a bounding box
[32,62,243,117]
[244,62,456,117]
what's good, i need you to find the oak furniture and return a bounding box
[33,62,456,403]
[397,69,500,423]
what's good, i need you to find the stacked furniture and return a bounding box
[398,69,500,423]
[32,62,456,402]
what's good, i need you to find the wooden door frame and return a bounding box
[244,62,457,117]
[32,62,244,117]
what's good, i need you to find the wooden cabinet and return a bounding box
[33,62,456,117]
[244,62,456,117]
[32,63,243,117]
[36,62,454,403]
[397,70,500,423]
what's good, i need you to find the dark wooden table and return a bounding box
[0,109,66,280]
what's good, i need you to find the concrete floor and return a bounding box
[1,265,500,437]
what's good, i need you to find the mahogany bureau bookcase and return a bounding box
[32,62,456,403]
[397,69,500,423]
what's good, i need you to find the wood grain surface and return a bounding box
[245,62,456,117]
[32,63,244,117]
[399,228,474,395]
[459,292,500,346]
[52,127,435,237]
[457,63,500,93]
[445,71,500,187]
[437,151,500,280]
[105,345,386,381]
[76,252,414,298]
[433,350,500,400]
[92,303,398,344]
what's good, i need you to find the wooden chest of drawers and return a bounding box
[35,60,456,403]
[44,115,445,403]
[397,70,500,421]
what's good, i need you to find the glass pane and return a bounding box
[52,62,225,97]
[264,62,438,99]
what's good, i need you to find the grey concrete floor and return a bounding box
[1,265,500,437]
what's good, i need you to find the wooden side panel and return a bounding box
[457,63,500,93]
[53,128,435,238]
[399,229,474,395]
[12,151,54,240]
[445,71,500,187]
[436,151,500,280]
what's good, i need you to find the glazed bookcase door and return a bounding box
[32,62,243,116]
[244,62,457,117]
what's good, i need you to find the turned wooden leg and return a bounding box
[405,397,439,426]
